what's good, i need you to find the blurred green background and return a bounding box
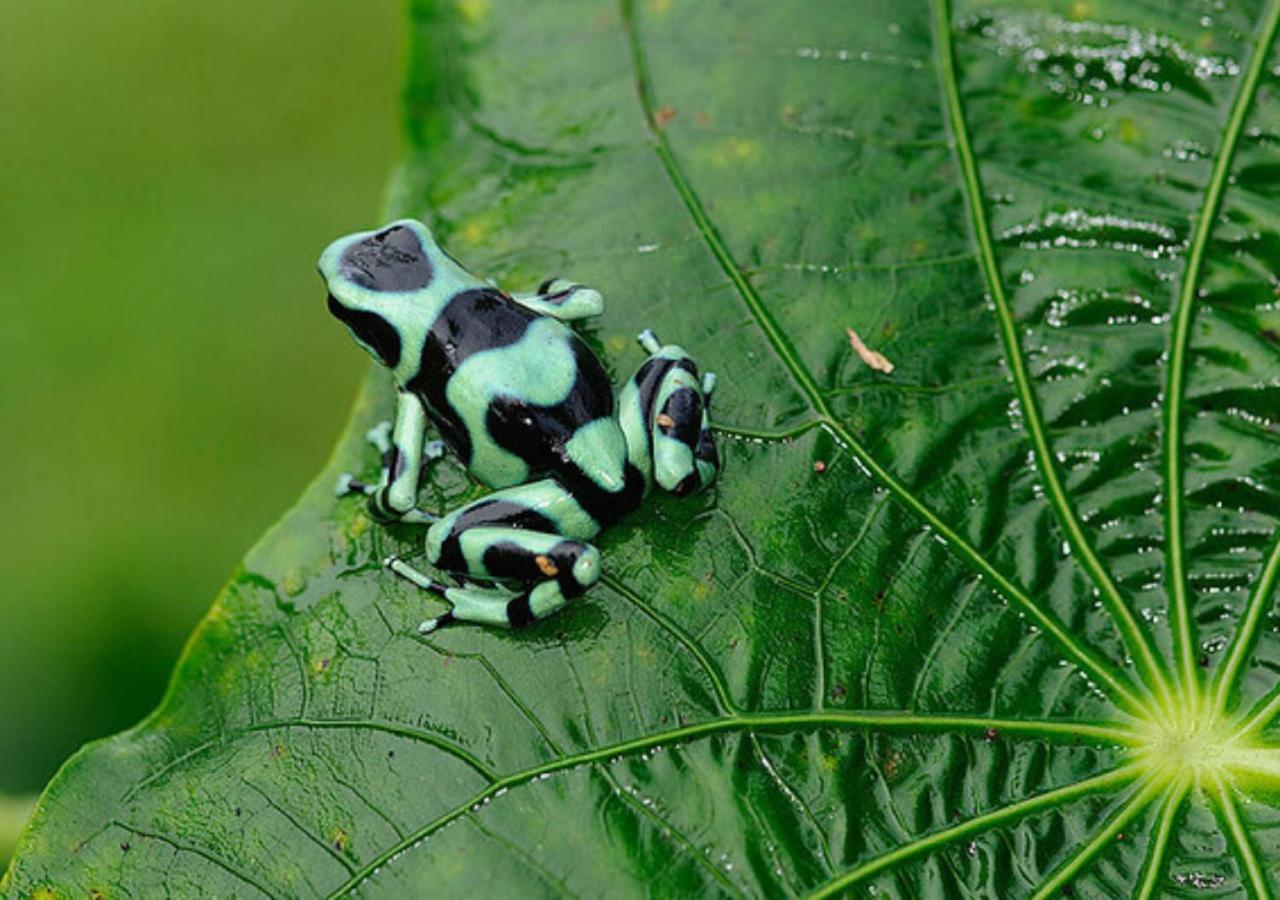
[0,0,399,840]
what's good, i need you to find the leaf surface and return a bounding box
[7,0,1280,895]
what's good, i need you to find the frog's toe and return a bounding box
[364,420,394,453]
[385,556,449,597]
[335,472,372,497]
[418,612,455,634]
[571,547,601,589]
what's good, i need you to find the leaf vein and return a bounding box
[620,0,1146,716]
[804,763,1144,898]
[331,710,1138,895]
[931,0,1170,712]
[1163,0,1280,707]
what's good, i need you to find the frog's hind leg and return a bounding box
[384,559,534,633]
[386,555,583,633]
[508,278,604,321]
[388,478,604,631]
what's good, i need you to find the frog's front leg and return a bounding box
[387,478,602,631]
[336,390,443,524]
[508,278,604,321]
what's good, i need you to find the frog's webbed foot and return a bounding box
[334,420,395,496]
[335,472,374,497]
[509,278,604,321]
[365,419,394,454]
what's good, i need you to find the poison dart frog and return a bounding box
[321,219,718,632]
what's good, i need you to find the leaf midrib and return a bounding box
[330,708,1138,895]
[618,0,1146,715]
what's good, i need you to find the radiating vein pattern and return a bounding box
[6,0,1280,897]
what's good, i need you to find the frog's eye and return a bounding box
[339,224,433,293]
[327,294,402,368]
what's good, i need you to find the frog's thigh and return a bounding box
[451,525,601,596]
[425,479,600,562]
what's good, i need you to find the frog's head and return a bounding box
[318,219,445,376]
[622,331,720,497]
[653,367,719,497]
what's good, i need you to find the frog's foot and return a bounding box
[429,581,571,632]
[365,420,394,454]
[702,371,717,398]
[334,422,396,497]
[385,555,450,594]
[335,472,374,497]
[384,556,454,632]
[637,328,663,355]
[421,439,446,471]
[386,555,575,633]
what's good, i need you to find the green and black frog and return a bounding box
[321,219,718,632]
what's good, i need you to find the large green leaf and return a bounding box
[7,0,1280,895]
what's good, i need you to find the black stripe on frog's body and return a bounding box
[556,459,645,528]
[327,294,402,368]
[432,499,559,573]
[481,539,595,599]
[406,287,622,486]
[404,287,531,468]
[482,337,614,467]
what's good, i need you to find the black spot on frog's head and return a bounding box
[318,220,439,369]
[334,222,433,293]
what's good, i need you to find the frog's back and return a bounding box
[406,288,621,489]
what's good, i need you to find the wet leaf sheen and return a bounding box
[7,0,1280,896]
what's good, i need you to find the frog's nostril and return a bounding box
[339,264,376,290]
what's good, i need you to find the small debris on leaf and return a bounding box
[654,105,677,128]
[846,326,895,374]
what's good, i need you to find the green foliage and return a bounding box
[7,0,1280,895]
[0,0,397,794]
